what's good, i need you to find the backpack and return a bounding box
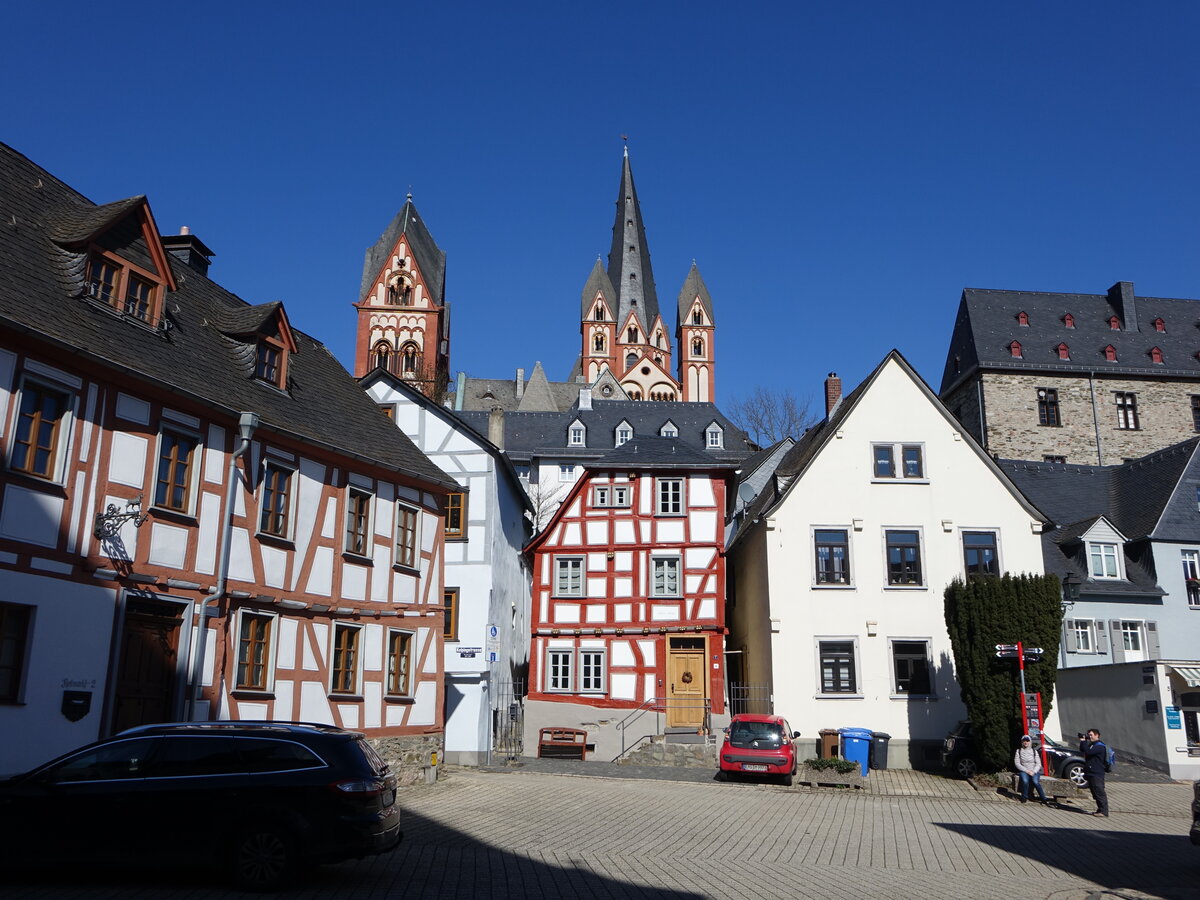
[1101,742,1116,772]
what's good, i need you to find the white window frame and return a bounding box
[656,477,685,516]
[1073,618,1095,653]
[344,487,375,558]
[1182,549,1200,609]
[593,484,631,509]
[1121,620,1143,652]
[257,459,296,540]
[554,556,584,597]
[615,421,633,447]
[558,464,576,483]
[394,501,421,569]
[7,374,77,485]
[568,421,586,447]
[546,648,574,692]
[706,424,723,449]
[660,421,677,438]
[815,636,861,697]
[889,637,934,698]
[330,622,364,696]
[579,649,607,693]
[872,442,926,481]
[385,628,415,697]
[651,555,682,597]
[235,609,279,693]
[1088,541,1121,579]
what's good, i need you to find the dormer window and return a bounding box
[1150,346,1164,364]
[1154,317,1166,332]
[568,421,586,447]
[247,307,298,390]
[660,421,677,438]
[86,253,162,324]
[1109,316,1121,331]
[615,421,633,447]
[1009,341,1022,358]
[705,423,724,449]
[1056,343,1070,360]
[1063,313,1075,328]
[1088,541,1121,579]
[1017,311,1030,326]
[1104,345,1117,361]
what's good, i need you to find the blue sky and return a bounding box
[4,2,1199,415]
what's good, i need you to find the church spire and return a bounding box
[606,151,660,335]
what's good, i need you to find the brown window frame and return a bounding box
[155,428,198,513]
[344,488,373,557]
[11,380,70,480]
[395,502,420,569]
[386,629,414,697]
[0,603,32,704]
[258,461,293,538]
[236,612,274,692]
[330,623,361,695]
[85,252,162,325]
[445,492,467,540]
[443,588,459,641]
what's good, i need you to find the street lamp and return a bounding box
[1061,571,1082,609]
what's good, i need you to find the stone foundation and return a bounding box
[369,733,443,785]
[620,736,717,768]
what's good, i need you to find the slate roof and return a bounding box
[0,142,458,491]
[359,197,446,306]
[580,259,617,319]
[585,435,734,471]
[941,283,1200,394]
[456,399,754,466]
[606,150,660,334]
[677,263,715,324]
[453,362,586,413]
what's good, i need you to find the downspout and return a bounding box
[189,412,259,719]
[976,379,986,449]
[1088,372,1103,465]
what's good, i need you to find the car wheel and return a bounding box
[1065,762,1088,787]
[781,771,794,787]
[955,757,978,779]
[231,824,299,892]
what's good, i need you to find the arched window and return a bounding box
[1150,346,1164,364]
[401,342,419,375]
[627,326,639,343]
[594,304,604,321]
[692,309,703,325]
[593,334,605,352]
[1063,313,1075,328]
[1104,345,1117,361]
[625,352,638,369]
[655,331,663,348]
[692,338,704,357]
[1154,318,1166,333]
[1109,316,1121,331]
[628,390,641,401]
[1009,341,1022,358]
[373,341,393,372]
[1056,343,1070,360]
[386,284,398,304]
[1017,311,1030,326]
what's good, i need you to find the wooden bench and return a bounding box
[538,727,588,760]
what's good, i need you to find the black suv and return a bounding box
[942,721,1088,785]
[0,721,402,890]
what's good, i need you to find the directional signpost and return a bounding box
[996,641,1048,771]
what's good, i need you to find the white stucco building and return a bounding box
[727,352,1051,768]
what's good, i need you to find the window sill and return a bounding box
[890,694,938,702]
[444,535,468,543]
[813,583,855,590]
[393,563,420,575]
[256,532,295,549]
[4,472,68,494]
[815,694,863,700]
[884,584,927,591]
[341,552,374,566]
[870,478,929,485]
[231,689,275,699]
[328,693,364,701]
[384,695,416,704]
[151,506,199,526]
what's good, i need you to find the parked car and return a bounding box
[718,714,801,786]
[0,721,402,890]
[1191,780,1200,847]
[942,721,1088,786]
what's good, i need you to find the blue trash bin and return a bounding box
[839,727,873,776]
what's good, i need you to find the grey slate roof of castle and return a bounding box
[940,282,1200,394]
[454,362,586,413]
[457,399,753,466]
[606,151,661,333]
[997,440,1200,599]
[0,142,457,490]
[359,197,446,306]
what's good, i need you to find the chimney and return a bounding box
[160,226,215,277]
[824,372,842,417]
[579,388,592,410]
[515,368,525,399]
[1107,281,1137,332]
[488,406,505,450]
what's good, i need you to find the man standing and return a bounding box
[1079,728,1109,817]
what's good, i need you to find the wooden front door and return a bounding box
[667,637,707,729]
[112,599,184,733]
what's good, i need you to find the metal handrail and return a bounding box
[614,697,712,761]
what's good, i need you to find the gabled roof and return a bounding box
[729,350,1047,550]
[677,263,714,324]
[606,149,660,335]
[0,142,456,491]
[580,259,617,318]
[359,196,446,306]
[941,283,1200,394]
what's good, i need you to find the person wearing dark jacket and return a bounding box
[1079,728,1109,817]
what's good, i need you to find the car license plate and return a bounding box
[742,764,768,772]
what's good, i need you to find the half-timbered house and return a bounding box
[0,143,459,774]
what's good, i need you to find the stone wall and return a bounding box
[620,735,717,768]
[953,372,1199,465]
[370,733,443,786]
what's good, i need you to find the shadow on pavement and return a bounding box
[933,821,1199,900]
[0,809,705,899]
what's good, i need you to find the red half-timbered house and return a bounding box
[0,144,460,775]
[524,435,736,759]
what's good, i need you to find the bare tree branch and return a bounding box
[725,386,819,448]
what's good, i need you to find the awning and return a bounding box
[1168,665,1200,687]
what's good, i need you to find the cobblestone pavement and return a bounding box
[3,767,1195,899]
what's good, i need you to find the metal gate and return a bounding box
[727,682,772,715]
[492,680,525,761]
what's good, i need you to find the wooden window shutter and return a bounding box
[1146,621,1161,658]
[1094,620,1108,654]
[1063,619,1077,653]
[1110,620,1125,663]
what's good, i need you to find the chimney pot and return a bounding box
[515,368,525,399]
[824,372,842,417]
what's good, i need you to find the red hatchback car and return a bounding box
[719,714,801,785]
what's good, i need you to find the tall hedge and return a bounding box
[944,574,1063,773]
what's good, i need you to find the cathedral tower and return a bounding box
[354,196,449,400]
[677,263,716,402]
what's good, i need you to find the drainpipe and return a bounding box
[1088,372,1103,465]
[189,411,259,719]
